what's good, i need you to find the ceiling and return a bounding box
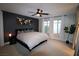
[0,3,78,18]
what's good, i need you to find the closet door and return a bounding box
[0,11,4,46]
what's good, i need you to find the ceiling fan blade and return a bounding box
[40,10,43,13]
[31,13,37,16]
[37,9,40,12]
[40,14,42,17]
[41,13,49,15]
[30,9,49,17]
[28,11,35,13]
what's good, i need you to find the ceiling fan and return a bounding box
[31,9,49,17]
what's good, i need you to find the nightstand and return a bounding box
[9,36,16,45]
[9,33,16,45]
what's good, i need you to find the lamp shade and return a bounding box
[9,33,12,37]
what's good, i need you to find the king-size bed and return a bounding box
[15,29,49,52]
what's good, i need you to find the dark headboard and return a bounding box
[15,28,34,36]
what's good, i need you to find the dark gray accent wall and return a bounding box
[3,11,39,42]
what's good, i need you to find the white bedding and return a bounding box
[17,32,49,49]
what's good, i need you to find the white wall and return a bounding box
[39,19,43,32]
[0,11,4,46]
[60,15,76,42]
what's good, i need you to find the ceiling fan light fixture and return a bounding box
[36,14,40,16]
[31,9,49,17]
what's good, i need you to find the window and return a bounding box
[43,21,50,33]
[53,20,61,34]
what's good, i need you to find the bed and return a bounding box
[14,29,73,56]
[15,29,49,51]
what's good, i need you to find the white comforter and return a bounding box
[17,32,49,49]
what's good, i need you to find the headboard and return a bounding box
[15,28,34,36]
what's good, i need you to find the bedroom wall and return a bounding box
[59,14,76,42]
[0,11,4,46]
[39,19,43,32]
[3,11,39,42]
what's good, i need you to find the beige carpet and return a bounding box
[0,39,74,56]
